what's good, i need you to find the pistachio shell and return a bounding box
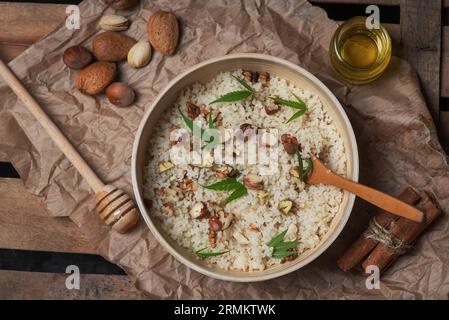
[127,41,152,68]
[98,14,130,31]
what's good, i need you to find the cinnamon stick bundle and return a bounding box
[337,187,420,272]
[362,191,441,272]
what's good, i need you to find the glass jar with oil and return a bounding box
[329,16,392,84]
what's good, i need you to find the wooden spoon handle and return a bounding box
[320,172,424,223]
[0,59,104,193]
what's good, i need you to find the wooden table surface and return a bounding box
[0,0,448,299]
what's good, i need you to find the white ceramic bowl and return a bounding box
[131,53,359,282]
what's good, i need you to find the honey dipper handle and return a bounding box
[318,171,424,223]
[0,59,104,193]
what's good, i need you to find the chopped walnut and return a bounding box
[264,102,280,115]
[243,173,264,190]
[258,71,270,86]
[208,229,217,248]
[239,123,256,142]
[281,134,299,155]
[161,203,174,215]
[179,178,197,193]
[214,165,238,179]
[186,101,201,119]
[242,70,253,83]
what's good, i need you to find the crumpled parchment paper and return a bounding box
[0,0,448,299]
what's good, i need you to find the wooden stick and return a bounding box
[337,187,420,272]
[0,59,104,193]
[0,59,139,233]
[361,191,442,273]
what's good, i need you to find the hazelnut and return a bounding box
[279,200,293,215]
[281,134,299,155]
[186,101,200,119]
[208,216,223,232]
[264,102,280,115]
[243,173,263,190]
[190,201,209,219]
[106,82,135,107]
[105,0,140,10]
[63,45,93,70]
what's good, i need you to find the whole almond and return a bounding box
[147,11,179,55]
[92,31,136,62]
[98,14,130,31]
[75,62,117,95]
[105,0,140,10]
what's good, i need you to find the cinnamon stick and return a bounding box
[337,187,420,272]
[361,191,441,273]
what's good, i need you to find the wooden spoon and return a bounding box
[306,157,424,223]
[0,59,139,233]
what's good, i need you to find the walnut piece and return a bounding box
[281,134,299,155]
[243,173,263,190]
[186,101,200,119]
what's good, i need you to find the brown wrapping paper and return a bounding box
[0,0,448,299]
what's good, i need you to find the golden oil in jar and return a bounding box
[329,16,392,84]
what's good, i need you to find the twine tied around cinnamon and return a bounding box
[363,217,413,255]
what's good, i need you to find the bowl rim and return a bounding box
[131,53,359,282]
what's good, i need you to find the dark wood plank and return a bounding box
[0,270,146,299]
[400,0,442,123]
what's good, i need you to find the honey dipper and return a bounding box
[0,59,139,233]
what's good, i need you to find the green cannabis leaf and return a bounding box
[267,230,300,259]
[210,76,255,104]
[178,107,218,150]
[178,107,204,136]
[222,185,248,207]
[296,151,313,181]
[269,93,307,123]
[202,178,242,191]
[202,177,248,207]
[194,247,230,258]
